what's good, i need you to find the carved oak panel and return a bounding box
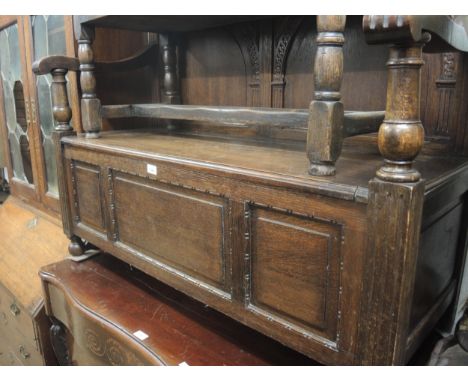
[246,206,342,342]
[71,161,106,233]
[111,172,230,292]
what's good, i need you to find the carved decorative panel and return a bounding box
[245,205,342,342]
[112,172,231,293]
[71,161,106,233]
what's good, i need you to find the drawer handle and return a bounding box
[9,303,20,316]
[19,345,30,359]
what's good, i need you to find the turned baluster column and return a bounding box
[51,69,73,132]
[33,56,86,258]
[51,67,85,257]
[78,25,102,138]
[160,33,181,130]
[376,37,430,182]
[357,18,431,365]
[307,15,346,176]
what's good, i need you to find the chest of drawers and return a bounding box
[0,197,69,365]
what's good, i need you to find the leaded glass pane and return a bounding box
[42,136,58,195]
[47,16,66,56]
[32,15,67,196]
[0,24,32,183]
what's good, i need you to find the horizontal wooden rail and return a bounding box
[101,103,384,137]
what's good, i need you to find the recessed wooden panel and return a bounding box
[248,207,341,337]
[112,172,229,291]
[410,203,464,329]
[72,162,105,232]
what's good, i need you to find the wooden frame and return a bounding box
[0,16,41,207]
[0,16,80,214]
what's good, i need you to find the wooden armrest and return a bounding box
[31,55,77,134]
[363,15,468,52]
[95,43,158,72]
[32,55,80,75]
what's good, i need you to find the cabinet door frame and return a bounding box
[0,15,81,215]
[23,15,81,214]
[0,15,42,207]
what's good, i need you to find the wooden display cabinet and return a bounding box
[0,15,80,214]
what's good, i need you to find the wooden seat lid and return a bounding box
[63,129,468,203]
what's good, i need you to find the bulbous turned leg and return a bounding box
[68,235,85,257]
[376,36,430,183]
[376,121,425,182]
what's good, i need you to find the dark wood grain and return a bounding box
[40,253,317,366]
[29,15,468,366]
[55,127,468,364]
[101,103,384,135]
[94,43,158,72]
[307,16,346,176]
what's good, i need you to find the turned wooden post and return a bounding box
[376,38,429,182]
[32,56,85,258]
[50,69,73,132]
[160,33,181,130]
[78,25,102,138]
[50,68,78,254]
[357,17,432,365]
[358,45,427,359]
[307,15,346,176]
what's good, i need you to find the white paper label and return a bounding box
[147,164,157,176]
[133,330,149,341]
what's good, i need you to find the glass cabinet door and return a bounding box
[0,18,38,200]
[30,15,68,197]
[0,16,77,212]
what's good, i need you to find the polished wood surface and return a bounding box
[29,15,468,365]
[40,254,317,365]
[75,15,268,34]
[62,130,468,202]
[53,127,468,364]
[307,15,346,176]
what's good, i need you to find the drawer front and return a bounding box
[0,285,36,344]
[0,325,43,365]
[0,286,43,365]
[0,340,24,366]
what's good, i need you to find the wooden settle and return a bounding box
[32,15,468,365]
